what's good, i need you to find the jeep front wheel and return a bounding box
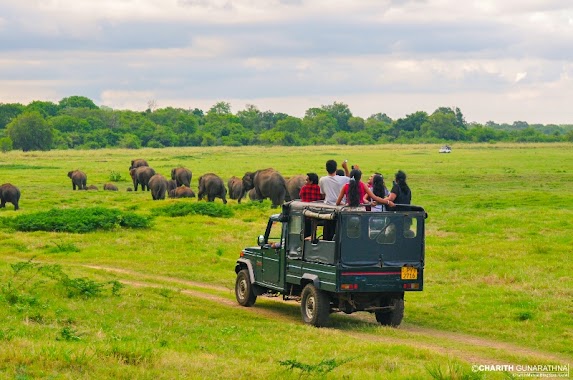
[375,298,404,327]
[235,269,257,307]
[300,284,330,327]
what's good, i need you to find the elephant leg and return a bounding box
[222,194,227,204]
[208,195,215,202]
[0,200,5,208]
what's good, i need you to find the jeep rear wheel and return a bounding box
[300,284,330,327]
[375,298,404,327]
[235,269,257,307]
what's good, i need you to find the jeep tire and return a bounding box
[375,298,404,327]
[235,269,257,307]
[300,284,330,327]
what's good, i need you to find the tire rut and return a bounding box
[85,264,570,366]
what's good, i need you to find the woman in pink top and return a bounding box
[336,169,394,209]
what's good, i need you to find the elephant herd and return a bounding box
[0,158,307,212]
[127,159,306,207]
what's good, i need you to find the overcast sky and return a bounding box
[1,0,572,124]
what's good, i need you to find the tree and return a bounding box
[0,137,13,152]
[59,96,98,110]
[6,112,53,151]
[25,100,59,117]
[0,103,24,129]
[321,102,353,131]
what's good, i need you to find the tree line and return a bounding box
[1,96,572,152]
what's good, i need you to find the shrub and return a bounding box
[153,202,233,218]
[9,207,151,233]
[109,171,124,182]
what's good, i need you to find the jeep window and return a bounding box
[369,216,396,245]
[287,214,303,258]
[267,221,282,245]
[346,216,361,239]
[404,216,417,238]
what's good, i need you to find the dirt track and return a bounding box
[85,264,571,368]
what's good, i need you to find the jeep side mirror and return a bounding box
[257,235,265,246]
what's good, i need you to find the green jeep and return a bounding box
[234,201,427,327]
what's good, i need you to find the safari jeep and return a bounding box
[234,201,427,327]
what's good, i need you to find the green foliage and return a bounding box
[0,137,13,152]
[153,202,234,218]
[6,111,53,151]
[279,357,352,375]
[8,207,151,233]
[425,361,484,380]
[44,242,80,254]
[109,170,124,182]
[57,326,81,341]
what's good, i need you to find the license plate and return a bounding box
[401,267,418,280]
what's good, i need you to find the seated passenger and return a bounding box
[299,173,324,202]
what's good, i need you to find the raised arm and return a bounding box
[335,186,346,205]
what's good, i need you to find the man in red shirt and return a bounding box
[299,173,323,202]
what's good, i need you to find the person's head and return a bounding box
[306,172,318,185]
[347,169,362,206]
[395,170,410,193]
[325,160,337,174]
[367,172,381,186]
[395,170,407,184]
[372,174,385,197]
[335,169,345,176]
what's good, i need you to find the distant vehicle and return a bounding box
[234,201,427,327]
[439,145,452,153]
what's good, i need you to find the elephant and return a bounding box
[0,183,20,210]
[129,166,156,191]
[167,179,178,193]
[198,173,227,203]
[171,167,192,188]
[68,170,87,190]
[227,176,244,203]
[148,174,169,200]
[86,185,98,191]
[248,188,258,201]
[241,168,287,208]
[129,159,148,170]
[103,183,118,191]
[168,186,196,198]
[285,175,306,201]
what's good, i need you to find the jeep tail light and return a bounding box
[341,284,358,290]
[403,283,420,289]
[240,250,244,257]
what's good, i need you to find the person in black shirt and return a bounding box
[386,170,411,208]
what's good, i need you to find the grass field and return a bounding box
[0,143,572,379]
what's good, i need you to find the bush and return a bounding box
[153,202,233,218]
[9,207,152,233]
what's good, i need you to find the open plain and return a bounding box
[0,143,571,379]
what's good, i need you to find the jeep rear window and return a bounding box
[346,216,361,239]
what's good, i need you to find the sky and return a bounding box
[1,0,572,125]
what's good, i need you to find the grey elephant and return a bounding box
[227,176,244,203]
[129,166,156,191]
[198,173,227,203]
[241,168,287,207]
[67,170,87,190]
[86,185,98,191]
[0,183,20,210]
[167,179,177,193]
[171,167,192,187]
[248,188,258,201]
[103,183,118,191]
[148,174,168,200]
[129,159,148,170]
[285,175,306,201]
[168,186,196,198]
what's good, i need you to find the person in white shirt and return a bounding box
[319,159,351,205]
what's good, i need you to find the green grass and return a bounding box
[0,143,572,378]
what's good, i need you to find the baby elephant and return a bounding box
[0,183,21,210]
[168,186,196,198]
[198,173,227,204]
[103,183,118,191]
